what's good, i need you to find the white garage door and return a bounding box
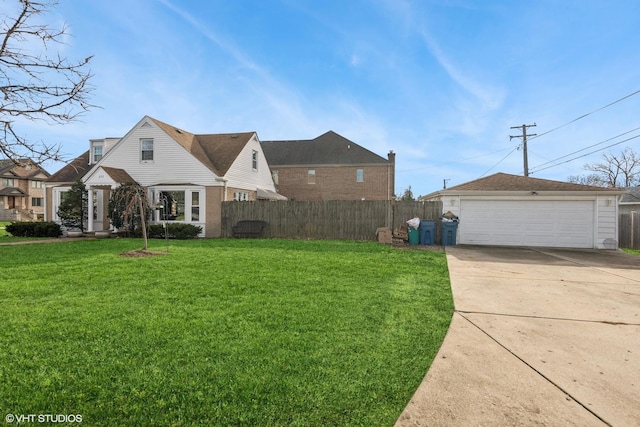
[459,200,594,248]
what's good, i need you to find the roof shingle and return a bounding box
[445,173,622,192]
[46,151,91,183]
[150,117,254,176]
[261,131,389,166]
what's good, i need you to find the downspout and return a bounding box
[216,177,229,201]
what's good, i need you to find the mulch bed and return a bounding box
[119,249,167,258]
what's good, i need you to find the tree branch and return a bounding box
[0,0,95,165]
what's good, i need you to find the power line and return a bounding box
[530,133,640,174]
[478,146,519,178]
[528,149,575,173]
[530,125,640,172]
[529,88,640,142]
[396,147,513,173]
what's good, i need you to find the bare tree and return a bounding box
[567,173,607,187]
[571,147,640,188]
[1,0,94,165]
[109,182,152,250]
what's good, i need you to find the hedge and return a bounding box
[5,222,62,238]
[148,223,202,239]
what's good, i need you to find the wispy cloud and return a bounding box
[156,0,262,74]
[419,27,504,111]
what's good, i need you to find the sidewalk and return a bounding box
[0,237,93,245]
[396,246,640,426]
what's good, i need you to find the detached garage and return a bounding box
[430,173,625,249]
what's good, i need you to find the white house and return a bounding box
[423,173,625,249]
[45,116,284,237]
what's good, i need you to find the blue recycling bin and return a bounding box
[419,220,435,245]
[441,221,458,246]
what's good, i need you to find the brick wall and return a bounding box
[273,164,393,201]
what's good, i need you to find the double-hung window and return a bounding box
[141,138,154,161]
[93,144,103,163]
[356,168,364,182]
[252,150,258,171]
[191,192,200,221]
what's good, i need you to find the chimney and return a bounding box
[388,150,396,200]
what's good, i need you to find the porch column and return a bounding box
[87,185,94,232]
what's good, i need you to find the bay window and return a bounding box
[156,188,202,223]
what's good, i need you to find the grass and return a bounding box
[0,221,8,237]
[0,238,453,426]
[622,247,640,255]
[0,221,50,242]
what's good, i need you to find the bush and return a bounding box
[149,223,202,239]
[6,221,62,238]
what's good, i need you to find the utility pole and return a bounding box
[510,123,536,176]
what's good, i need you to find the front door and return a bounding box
[8,196,15,209]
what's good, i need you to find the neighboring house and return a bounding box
[422,172,625,249]
[45,116,284,237]
[261,131,395,201]
[619,186,640,215]
[0,159,50,221]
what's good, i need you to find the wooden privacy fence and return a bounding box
[619,212,640,249]
[221,200,444,241]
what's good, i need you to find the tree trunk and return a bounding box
[138,194,148,250]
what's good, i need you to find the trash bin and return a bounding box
[441,221,458,246]
[419,220,435,245]
[408,226,420,244]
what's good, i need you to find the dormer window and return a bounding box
[141,138,154,161]
[92,144,103,163]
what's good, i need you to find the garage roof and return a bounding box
[444,173,623,192]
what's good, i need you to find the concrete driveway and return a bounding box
[396,246,640,427]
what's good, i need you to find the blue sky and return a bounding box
[11,0,640,196]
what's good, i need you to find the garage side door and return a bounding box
[459,200,594,248]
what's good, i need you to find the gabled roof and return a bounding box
[0,159,16,175]
[101,167,135,184]
[0,187,27,196]
[443,172,623,193]
[0,158,50,179]
[149,117,255,176]
[46,151,91,183]
[620,186,640,203]
[261,131,389,166]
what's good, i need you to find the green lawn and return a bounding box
[0,238,453,426]
[622,248,640,255]
[0,221,9,237]
[0,221,50,242]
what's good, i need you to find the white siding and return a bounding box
[94,118,220,187]
[224,135,277,192]
[596,196,618,249]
